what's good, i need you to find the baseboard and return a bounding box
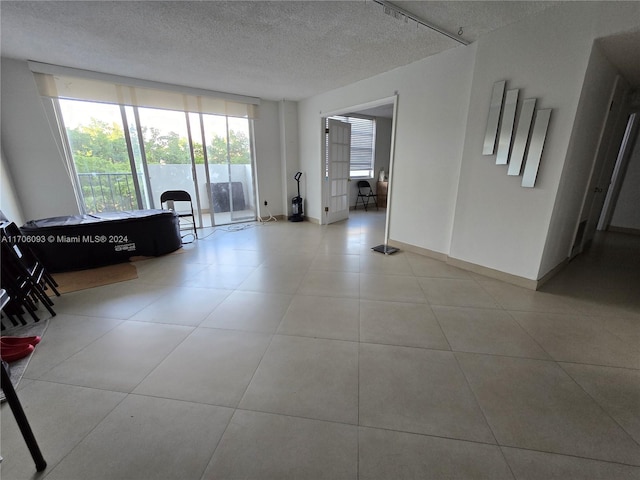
[389,239,538,288]
[265,215,322,224]
[446,257,538,290]
[387,239,448,262]
[608,225,640,236]
[391,237,570,290]
[535,258,570,289]
[258,214,287,223]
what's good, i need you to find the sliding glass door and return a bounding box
[201,114,256,225]
[122,106,152,210]
[60,99,143,213]
[57,99,256,227]
[137,107,199,225]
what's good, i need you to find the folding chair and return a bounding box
[160,190,198,241]
[354,180,378,211]
[1,222,60,298]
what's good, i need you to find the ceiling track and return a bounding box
[372,0,470,46]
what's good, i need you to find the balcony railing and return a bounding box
[77,172,141,213]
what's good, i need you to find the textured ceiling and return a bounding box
[3,1,630,103]
[597,29,640,89]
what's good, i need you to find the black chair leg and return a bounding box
[30,286,56,318]
[43,273,60,297]
[1,362,47,472]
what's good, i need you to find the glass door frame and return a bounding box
[199,113,258,227]
[184,111,204,229]
[52,99,87,214]
[120,105,145,209]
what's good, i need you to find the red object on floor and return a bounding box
[0,343,34,363]
[0,335,41,347]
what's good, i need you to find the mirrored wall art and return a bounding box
[482,80,505,155]
[508,98,537,176]
[496,88,519,165]
[522,109,552,188]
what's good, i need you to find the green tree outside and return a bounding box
[66,117,251,212]
[67,119,250,168]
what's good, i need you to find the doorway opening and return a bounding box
[571,76,635,257]
[320,96,398,248]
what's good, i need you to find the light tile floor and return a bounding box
[2,210,639,479]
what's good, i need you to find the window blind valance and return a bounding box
[29,61,259,119]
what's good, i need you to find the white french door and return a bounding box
[325,118,351,224]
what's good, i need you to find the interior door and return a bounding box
[598,113,639,230]
[326,118,351,224]
[578,76,631,252]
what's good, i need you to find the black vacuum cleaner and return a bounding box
[289,171,303,222]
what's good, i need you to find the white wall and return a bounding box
[1,57,79,220]
[374,117,392,178]
[299,44,476,251]
[278,100,300,217]
[0,58,285,221]
[253,99,285,217]
[450,2,640,281]
[0,147,25,224]
[611,128,640,231]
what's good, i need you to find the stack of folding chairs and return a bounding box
[0,221,59,330]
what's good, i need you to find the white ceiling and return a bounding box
[1,0,562,101]
[597,29,640,90]
[0,1,637,103]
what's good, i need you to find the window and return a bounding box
[31,62,259,226]
[330,115,376,178]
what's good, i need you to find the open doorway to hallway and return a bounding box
[570,29,640,260]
